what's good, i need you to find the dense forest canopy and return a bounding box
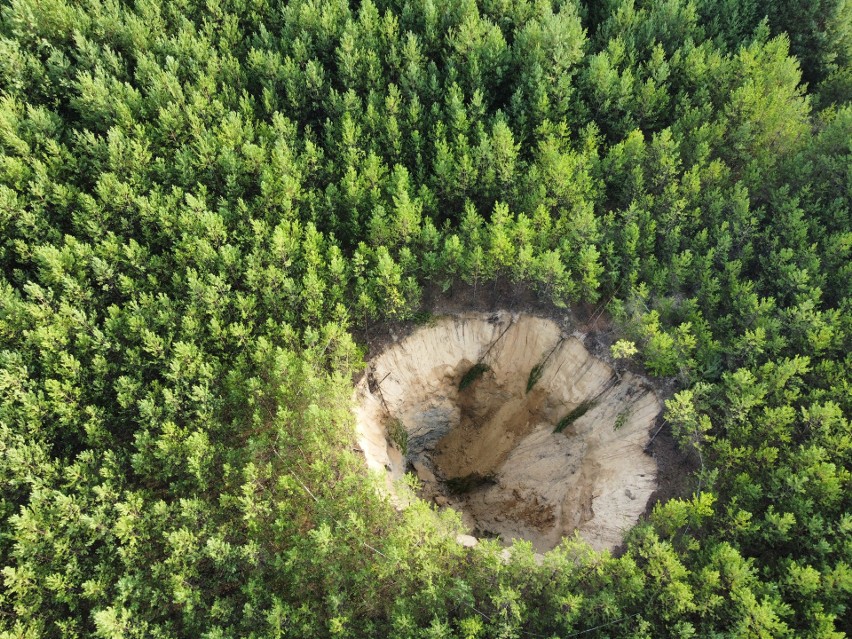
[0,0,850,637]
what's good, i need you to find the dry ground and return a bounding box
[354,311,672,552]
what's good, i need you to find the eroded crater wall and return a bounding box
[354,312,661,552]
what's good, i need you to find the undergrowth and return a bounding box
[526,363,544,393]
[459,363,489,390]
[387,418,408,455]
[554,401,597,433]
[614,408,630,431]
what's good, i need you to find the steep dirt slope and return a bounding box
[355,312,660,552]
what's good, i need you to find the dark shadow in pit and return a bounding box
[444,473,496,495]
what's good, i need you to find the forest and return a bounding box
[0,0,850,636]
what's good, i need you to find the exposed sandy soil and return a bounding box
[354,312,662,552]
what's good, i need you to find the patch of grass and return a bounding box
[526,362,545,393]
[554,400,597,433]
[459,363,489,391]
[614,408,630,431]
[445,473,495,495]
[387,418,408,455]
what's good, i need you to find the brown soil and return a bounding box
[355,312,667,552]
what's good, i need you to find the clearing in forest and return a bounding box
[355,312,661,552]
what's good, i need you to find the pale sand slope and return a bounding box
[354,312,661,552]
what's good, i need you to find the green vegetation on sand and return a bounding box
[554,400,598,433]
[459,363,490,391]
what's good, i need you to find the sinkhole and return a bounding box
[354,312,661,552]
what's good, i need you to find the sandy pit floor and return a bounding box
[354,312,661,552]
